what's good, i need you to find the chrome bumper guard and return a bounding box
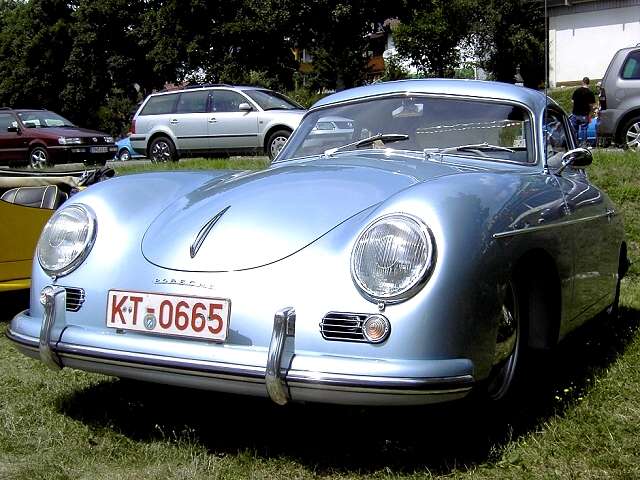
[39,285,65,370]
[266,307,296,405]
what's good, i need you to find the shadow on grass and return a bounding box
[57,306,640,475]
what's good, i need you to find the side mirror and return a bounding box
[7,125,19,133]
[238,103,253,112]
[557,147,592,174]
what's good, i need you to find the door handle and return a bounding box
[208,117,217,123]
[170,119,179,124]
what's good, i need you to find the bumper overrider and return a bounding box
[7,286,475,406]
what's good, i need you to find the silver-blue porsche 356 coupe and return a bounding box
[8,79,627,406]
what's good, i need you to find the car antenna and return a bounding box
[543,0,550,175]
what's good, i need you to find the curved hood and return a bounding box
[142,157,466,271]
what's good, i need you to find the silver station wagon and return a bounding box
[129,84,306,161]
[8,79,627,407]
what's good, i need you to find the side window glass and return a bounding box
[621,51,640,80]
[0,113,16,132]
[140,94,178,115]
[176,90,209,113]
[211,91,247,113]
[544,110,570,167]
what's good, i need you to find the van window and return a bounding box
[622,51,640,80]
[140,94,178,115]
[176,91,209,113]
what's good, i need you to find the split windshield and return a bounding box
[278,95,533,164]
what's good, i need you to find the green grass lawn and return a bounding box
[1,150,640,479]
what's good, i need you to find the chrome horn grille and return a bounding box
[320,312,369,342]
[63,287,85,312]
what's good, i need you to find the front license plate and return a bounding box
[90,146,108,153]
[107,290,230,342]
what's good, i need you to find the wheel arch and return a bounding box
[614,108,640,144]
[263,125,292,152]
[146,131,177,157]
[511,248,562,350]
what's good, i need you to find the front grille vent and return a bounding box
[320,312,369,342]
[64,287,86,312]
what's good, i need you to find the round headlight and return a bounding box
[351,214,435,302]
[37,204,96,276]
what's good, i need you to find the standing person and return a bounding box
[570,77,596,143]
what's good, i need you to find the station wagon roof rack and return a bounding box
[184,83,232,89]
[0,106,12,110]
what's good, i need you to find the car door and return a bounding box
[0,112,27,165]
[208,90,260,150]
[169,90,211,152]
[545,108,618,323]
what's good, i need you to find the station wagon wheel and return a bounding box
[622,116,640,150]
[267,129,291,160]
[487,281,524,401]
[149,136,177,163]
[118,148,131,161]
[29,146,50,169]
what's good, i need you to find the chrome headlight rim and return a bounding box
[350,213,436,304]
[37,203,97,278]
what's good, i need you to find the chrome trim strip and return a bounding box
[39,286,65,370]
[6,328,39,351]
[493,211,614,239]
[265,307,296,405]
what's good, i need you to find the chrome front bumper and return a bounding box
[8,294,475,406]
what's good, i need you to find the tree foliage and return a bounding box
[393,0,481,78]
[0,0,546,136]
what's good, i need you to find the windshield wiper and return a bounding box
[436,142,515,155]
[323,133,409,156]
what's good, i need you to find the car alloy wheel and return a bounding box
[267,129,291,160]
[29,147,49,169]
[487,281,521,401]
[625,120,640,149]
[150,138,174,163]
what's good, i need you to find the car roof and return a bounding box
[149,85,268,96]
[311,79,550,112]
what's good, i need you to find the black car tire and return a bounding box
[28,146,50,169]
[620,116,640,150]
[118,148,131,161]
[267,129,291,160]
[149,136,178,163]
[485,280,528,402]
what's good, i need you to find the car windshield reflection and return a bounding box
[279,95,533,164]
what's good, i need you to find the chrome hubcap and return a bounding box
[30,149,47,169]
[488,283,520,400]
[151,141,171,162]
[270,136,288,158]
[119,150,130,161]
[626,122,640,149]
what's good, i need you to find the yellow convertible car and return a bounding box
[0,168,113,291]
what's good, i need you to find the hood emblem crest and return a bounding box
[190,205,231,259]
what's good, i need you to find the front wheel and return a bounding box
[149,136,177,163]
[621,116,640,150]
[486,281,524,401]
[266,129,291,160]
[29,146,50,169]
[118,148,131,161]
